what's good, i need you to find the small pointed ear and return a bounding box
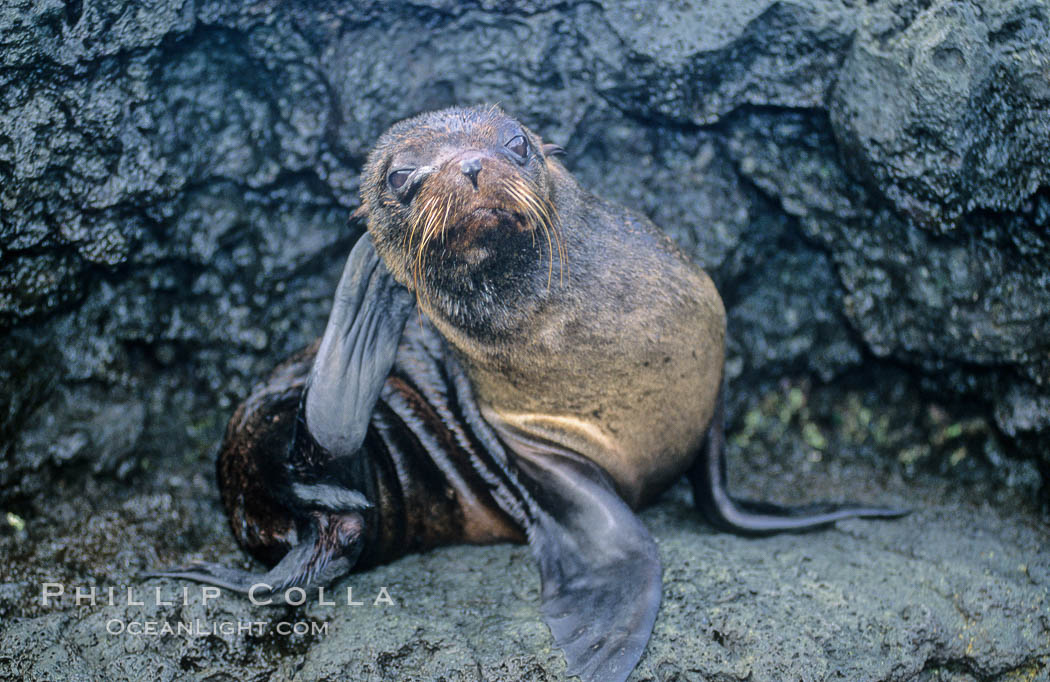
[542,143,565,157]
[349,203,368,226]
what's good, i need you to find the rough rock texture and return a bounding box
[1,380,1048,681]
[1,0,1048,680]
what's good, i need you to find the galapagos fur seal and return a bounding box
[149,105,905,682]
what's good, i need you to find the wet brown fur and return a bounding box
[360,106,726,508]
[218,318,525,569]
[219,105,725,571]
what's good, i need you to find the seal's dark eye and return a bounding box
[388,168,413,189]
[506,135,528,159]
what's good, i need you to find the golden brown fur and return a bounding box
[359,106,726,508]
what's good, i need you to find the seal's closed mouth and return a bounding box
[453,206,523,233]
[466,206,516,220]
[440,207,530,264]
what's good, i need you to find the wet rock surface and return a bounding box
[2,0,1048,679]
[1,380,1047,681]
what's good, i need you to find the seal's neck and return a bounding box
[417,234,552,344]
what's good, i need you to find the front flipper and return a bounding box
[690,385,909,534]
[504,429,662,682]
[146,233,413,594]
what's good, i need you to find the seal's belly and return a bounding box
[480,266,726,508]
[486,348,718,507]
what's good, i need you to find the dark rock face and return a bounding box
[1,1,1047,680]
[3,0,1047,509]
[827,1,1050,459]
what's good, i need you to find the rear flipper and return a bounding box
[143,510,365,602]
[690,385,909,534]
[145,234,413,594]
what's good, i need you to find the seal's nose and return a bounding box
[460,157,482,189]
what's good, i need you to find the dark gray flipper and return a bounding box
[143,513,364,601]
[302,233,415,458]
[690,385,909,534]
[505,430,662,682]
[146,233,413,592]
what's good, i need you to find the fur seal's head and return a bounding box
[359,105,566,338]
